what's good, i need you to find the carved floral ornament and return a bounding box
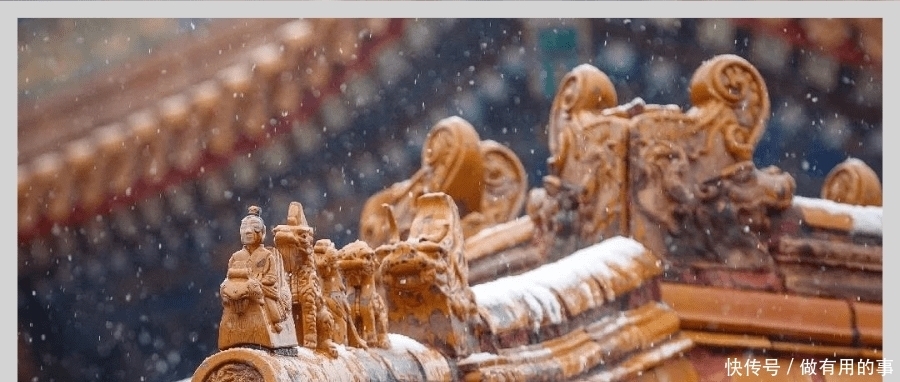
[194,53,881,382]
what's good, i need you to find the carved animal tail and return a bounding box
[689,54,770,161]
[343,300,368,348]
[382,203,400,243]
[273,250,291,321]
[375,296,390,347]
[317,304,338,358]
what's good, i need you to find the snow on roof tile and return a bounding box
[793,195,882,236]
[473,236,660,335]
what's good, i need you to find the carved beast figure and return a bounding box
[338,240,390,348]
[314,239,367,348]
[698,162,796,220]
[659,161,796,268]
[378,192,484,358]
[698,163,794,268]
[272,202,337,357]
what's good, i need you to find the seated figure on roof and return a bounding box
[218,206,296,350]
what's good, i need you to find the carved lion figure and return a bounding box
[338,240,390,348]
[378,192,484,357]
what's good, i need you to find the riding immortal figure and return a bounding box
[218,206,296,350]
[227,206,290,332]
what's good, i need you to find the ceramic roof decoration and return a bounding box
[190,53,882,382]
[17,19,883,382]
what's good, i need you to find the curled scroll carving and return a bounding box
[421,117,486,214]
[360,117,527,247]
[540,56,776,256]
[689,54,770,161]
[542,64,630,246]
[821,158,882,206]
[360,117,482,247]
[461,140,528,237]
[547,64,618,176]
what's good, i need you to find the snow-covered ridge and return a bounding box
[793,196,882,236]
[387,333,429,353]
[472,236,657,334]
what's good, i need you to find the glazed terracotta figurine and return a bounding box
[313,238,367,348]
[378,193,484,358]
[272,202,338,357]
[337,240,390,348]
[218,206,296,350]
